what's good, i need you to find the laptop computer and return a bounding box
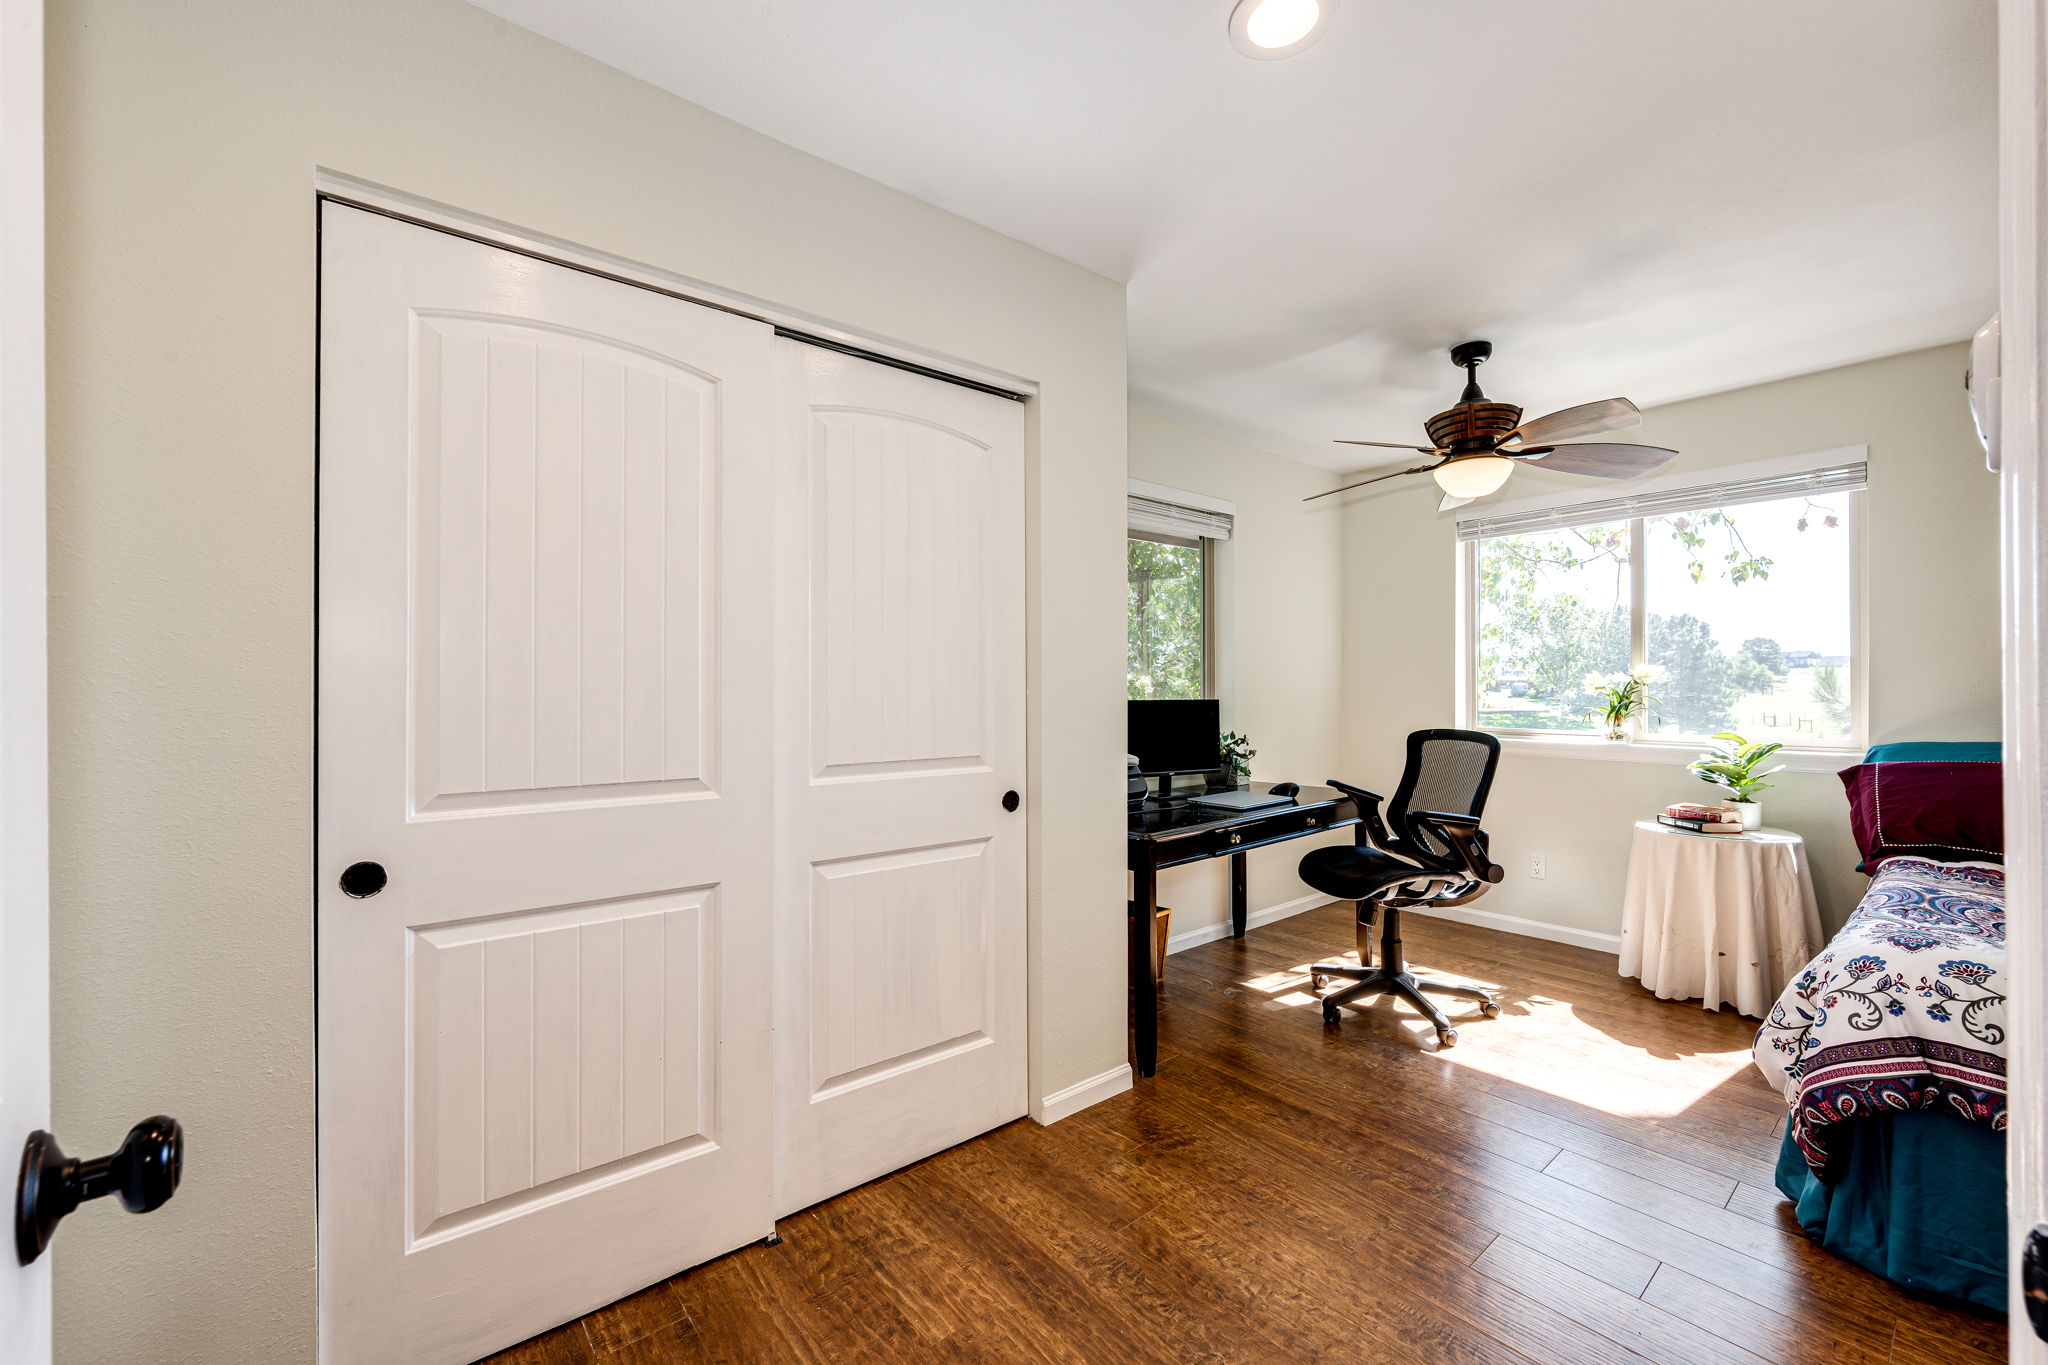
[1187,789,1295,814]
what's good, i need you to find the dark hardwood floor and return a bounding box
[485,902,2008,1364]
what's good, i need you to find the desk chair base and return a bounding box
[1310,906,1499,1048]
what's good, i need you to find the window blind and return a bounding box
[1129,494,1233,542]
[1454,460,1866,542]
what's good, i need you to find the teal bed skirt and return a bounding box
[1775,1111,2007,1314]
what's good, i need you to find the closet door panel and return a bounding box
[773,341,1027,1215]
[318,203,774,1365]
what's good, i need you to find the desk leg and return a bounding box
[1130,857,1159,1078]
[1230,852,1248,939]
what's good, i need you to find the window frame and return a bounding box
[1127,527,1214,700]
[1456,487,1868,769]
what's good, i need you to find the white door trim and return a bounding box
[0,0,49,1354]
[310,171,1040,402]
[2004,0,2048,1351]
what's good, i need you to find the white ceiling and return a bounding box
[469,0,1999,471]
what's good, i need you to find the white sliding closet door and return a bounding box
[317,204,777,1365]
[772,341,1027,1216]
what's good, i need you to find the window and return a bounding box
[1125,485,1232,700]
[1472,522,1631,735]
[1128,532,1207,699]
[1464,461,1863,749]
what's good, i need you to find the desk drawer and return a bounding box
[1200,806,1337,857]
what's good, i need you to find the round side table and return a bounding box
[1618,820,1823,1017]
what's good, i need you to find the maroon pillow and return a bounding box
[1839,761,2003,871]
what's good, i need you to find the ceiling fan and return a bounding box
[1304,340,1680,511]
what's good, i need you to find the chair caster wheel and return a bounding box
[1436,1028,1458,1048]
[1322,1003,1341,1026]
[1310,973,1327,992]
[1479,1001,1501,1019]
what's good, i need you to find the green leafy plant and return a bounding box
[1686,732,1786,804]
[1219,731,1255,781]
[1586,669,1658,728]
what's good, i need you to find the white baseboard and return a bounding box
[1161,892,1620,956]
[1163,892,1327,955]
[1401,902,1622,956]
[1033,1063,1133,1126]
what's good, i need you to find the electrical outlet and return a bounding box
[1529,853,1547,880]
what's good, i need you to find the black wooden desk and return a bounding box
[1127,782,1359,1077]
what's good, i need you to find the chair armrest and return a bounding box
[1405,809,1504,884]
[1326,779,1397,850]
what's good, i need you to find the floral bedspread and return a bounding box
[1754,856,2007,1173]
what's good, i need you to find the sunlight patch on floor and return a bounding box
[1426,995,1757,1120]
[1235,957,1756,1120]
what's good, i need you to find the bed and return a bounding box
[1751,741,2007,1313]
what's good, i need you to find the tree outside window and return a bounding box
[1128,534,1206,700]
[1472,492,1854,746]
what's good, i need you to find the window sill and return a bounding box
[1487,731,1858,774]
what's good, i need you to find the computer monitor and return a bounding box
[1127,699,1223,777]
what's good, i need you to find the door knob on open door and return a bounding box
[15,1115,182,1265]
[2025,1223,2048,1340]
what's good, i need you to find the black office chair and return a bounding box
[1298,729,1506,1048]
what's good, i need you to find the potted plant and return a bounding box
[1586,669,1657,741]
[1685,732,1785,830]
[1219,730,1255,784]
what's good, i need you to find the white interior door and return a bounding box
[317,204,777,1365]
[772,341,1027,1216]
[0,0,47,1352]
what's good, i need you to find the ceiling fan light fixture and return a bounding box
[1432,455,1514,500]
[1305,343,1672,508]
[1228,0,1328,59]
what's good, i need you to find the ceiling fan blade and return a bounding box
[1438,493,1475,513]
[1521,443,1679,480]
[1334,438,1444,453]
[1301,462,1437,502]
[1504,397,1642,448]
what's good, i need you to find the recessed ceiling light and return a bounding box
[1228,0,1329,59]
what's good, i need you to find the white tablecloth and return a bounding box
[1618,820,1823,1018]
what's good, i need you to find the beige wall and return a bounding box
[1340,343,2000,943]
[1128,410,1349,942]
[44,2,1127,1361]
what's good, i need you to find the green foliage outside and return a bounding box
[1128,537,1204,700]
[1650,613,1755,736]
[1741,637,1786,674]
[1811,662,1851,730]
[1474,523,1629,730]
[1476,506,1850,742]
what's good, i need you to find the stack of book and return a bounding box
[1657,802,1743,835]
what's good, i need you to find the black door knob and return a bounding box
[1002,790,1020,812]
[339,861,387,898]
[16,1116,183,1265]
[2024,1223,2048,1340]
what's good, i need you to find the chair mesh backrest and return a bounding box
[1389,731,1500,858]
